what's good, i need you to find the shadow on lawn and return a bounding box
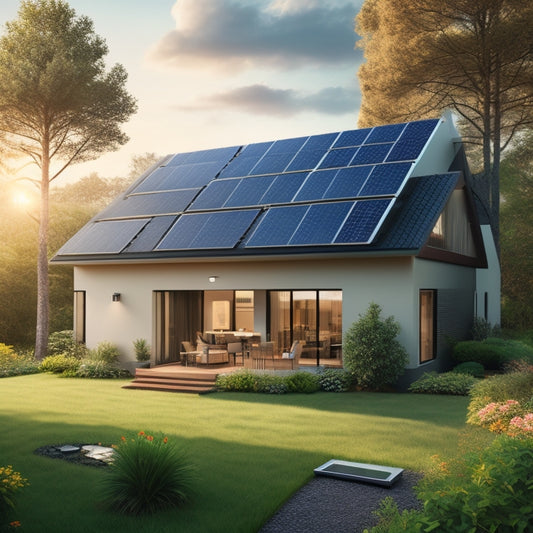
[0,412,331,533]
[205,389,470,425]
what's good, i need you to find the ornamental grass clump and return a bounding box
[102,431,195,516]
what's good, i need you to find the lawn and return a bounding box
[1,373,471,532]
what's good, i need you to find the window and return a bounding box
[74,291,86,344]
[420,290,436,363]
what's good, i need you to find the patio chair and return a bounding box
[227,342,244,366]
[273,340,302,370]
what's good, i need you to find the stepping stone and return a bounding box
[57,445,80,454]
[82,445,115,463]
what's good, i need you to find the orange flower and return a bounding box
[138,431,145,436]
[163,437,168,444]
[121,436,126,442]
[10,521,21,528]
[146,435,154,442]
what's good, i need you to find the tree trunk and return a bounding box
[35,148,50,360]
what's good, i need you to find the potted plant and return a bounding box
[133,338,151,368]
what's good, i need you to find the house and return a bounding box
[51,114,500,384]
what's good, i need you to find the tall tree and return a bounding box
[356,0,533,251]
[0,0,137,358]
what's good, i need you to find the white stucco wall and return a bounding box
[475,225,501,326]
[74,254,477,368]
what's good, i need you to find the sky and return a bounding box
[0,0,364,183]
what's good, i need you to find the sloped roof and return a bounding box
[52,118,465,263]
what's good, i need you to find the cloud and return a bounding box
[179,83,359,116]
[148,0,361,71]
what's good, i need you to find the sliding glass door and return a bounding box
[154,291,202,364]
[268,290,342,365]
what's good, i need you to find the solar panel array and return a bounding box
[56,119,440,256]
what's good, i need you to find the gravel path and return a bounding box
[258,471,423,533]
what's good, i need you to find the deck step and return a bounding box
[123,365,219,394]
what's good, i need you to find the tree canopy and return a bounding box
[0,0,137,358]
[356,0,533,249]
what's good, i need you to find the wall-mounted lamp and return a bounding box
[208,276,218,283]
[112,292,121,302]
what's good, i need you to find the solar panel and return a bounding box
[350,143,394,166]
[365,123,406,144]
[293,169,338,202]
[386,119,439,162]
[286,149,326,172]
[319,147,358,169]
[289,202,353,245]
[245,205,309,247]
[189,180,240,210]
[125,216,177,253]
[267,136,308,154]
[334,199,393,244]
[218,142,273,178]
[259,172,309,204]
[156,160,229,190]
[333,128,371,148]
[359,163,412,197]
[165,146,239,166]
[249,152,296,176]
[322,166,372,200]
[99,190,198,219]
[132,166,175,193]
[224,175,277,207]
[157,210,259,250]
[57,219,149,254]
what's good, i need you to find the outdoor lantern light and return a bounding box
[112,293,121,302]
[208,276,218,283]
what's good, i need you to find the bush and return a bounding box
[467,369,533,425]
[102,431,195,515]
[452,361,485,378]
[318,368,351,392]
[343,303,408,390]
[453,337,533,370]
[285,372,320,393]
[39,354,80,374]
[0,345,40,378]
[69,360,129,379]
[367,436,533,533]
[216,369,259,392]
[47,330,86,358]
[471,316,500,341]
[408,372,477,396]
[254,373,288,394]
[89,341,120,364]
[133,338,151,362]
[415,436,533,532]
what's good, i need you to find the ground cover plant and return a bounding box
[408,371,478,395]
[0,373,470,532]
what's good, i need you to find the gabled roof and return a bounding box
[52,116,476,264]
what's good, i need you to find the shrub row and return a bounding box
[408,372,477,396]
[453,337,533,370]
[0,343,40,378]
[215,368,351,394]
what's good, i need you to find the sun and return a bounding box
[12,191,31,206]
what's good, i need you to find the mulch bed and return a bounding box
[34,444,111,468]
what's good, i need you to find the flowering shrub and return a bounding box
[102,431,195,515]
[0,465,29,525]
[475,399,533,438]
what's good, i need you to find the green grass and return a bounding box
[0,374,471,532]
